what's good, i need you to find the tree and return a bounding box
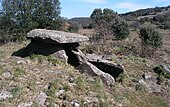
[0,0,63,43]
[111,18,130,40]
[140,25,162,48]
[139,25,163,57]
[90,8,129,41]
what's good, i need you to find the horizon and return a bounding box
[61,0,170,19]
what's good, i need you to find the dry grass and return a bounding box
[0,41,170,107]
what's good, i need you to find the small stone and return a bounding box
[142,73,152,80]
[17,102,33,107]
[0,91,13,100]
[71,100,80,107]
[26,59,31,65]
[68,77,75,83]
[55,90,65,96]
[2,72,12,79]
[17,60,26,65]
[36,92,47,107]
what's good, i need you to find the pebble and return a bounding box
[0,91,13,100]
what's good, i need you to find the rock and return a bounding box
[17,102,33,107]
[71,100,80,107]
[67,76,75,83]
[84,97,99,104]
[36,92,47,107]
[139,79,162,93]
[17,60,26,65]
[142,73,152,80]
[142,72,157,82]
[72,49,87,64]
[2,72,12,79]
[77,62,115,86]
[55,90,65,97]
[85,54,124,79]
[85,53,116,61]
[161,64,170,74]
[27,29,89,44]
[0,91,13,100]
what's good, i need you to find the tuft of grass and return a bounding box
[46,79,60,97]
[75,75,87,92]
[30,54,47,63]
[31,102,40,107]
[9,85,21,97]
[0,65,5,75]
[13,68,25,78]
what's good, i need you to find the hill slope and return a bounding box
[0,42,170,107]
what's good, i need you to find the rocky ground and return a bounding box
[0,41,170,107]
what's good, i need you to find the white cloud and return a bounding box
[114,2,151,11]
[71,0,108,4]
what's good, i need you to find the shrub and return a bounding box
[13,68,25,78]
[111,18,130,40]
[140,25,163,48]
[90,8,129,41]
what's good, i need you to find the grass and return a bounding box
[13,68,25,78]
[0,65,5,75]
[9,85,21,97]
[0,40,170,106]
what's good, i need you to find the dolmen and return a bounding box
[23,29,124,86]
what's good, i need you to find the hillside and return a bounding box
[69,17,91,29]
[122,5,170,18]
[0,38,170,106]
[0,5,170,107]
[70,5,170,29]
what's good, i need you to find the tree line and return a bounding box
[0,1,163,53]
[0,0,63,43]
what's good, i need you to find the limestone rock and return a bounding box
[27,29,89,44]
[36,92,47,107]
[17,102,33,107]
[71,100,80,107]
[0,91,13,100]
[77,62,115,86]
[2,72,12,79]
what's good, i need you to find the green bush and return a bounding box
[13,68,25,78]
[111,18,130,40]
[140,25,163,48]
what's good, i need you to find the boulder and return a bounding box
[27,29,89,44]
[85,54,124,79]
[77,62,115,86]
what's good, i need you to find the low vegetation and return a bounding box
[0,1,170,107]
[90,8,130,41]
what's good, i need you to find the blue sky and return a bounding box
[61,0,170,18]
